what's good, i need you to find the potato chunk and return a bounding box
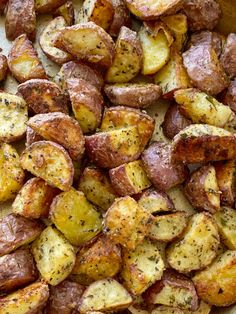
[224,79,236,113]
[53,1,75,25]
[220,33,236,78]
[35,0,67,13]
[32,226,76,285]
[0,54,8,81]
[26,126,43,146]
[108,0,131,37]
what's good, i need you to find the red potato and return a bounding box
[108,0,131,37]
[220,33,236,78]
[224,79,236,113]
[35,0,67,13]
[53,1,75,25]
[26,126,43,146]
[0,54,8,81]
[0,0,8,14]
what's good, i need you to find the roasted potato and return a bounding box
[171,124,236,164]
[26,126,43,146]
[35,0,67,13]
[78,167,117,211]
[106,26,142,82]
[12,177,59,219]
[166,212,220,273]
[193,250,236,306]
[0,143,25,202]
[104,83,162,108]
[0,0,8,14]
[39,17,73,65]
[67,78,104,134]
[0,92,28,143]
[32,226,76,286]
[220,33,236,78]
[224,79,236,113]
[8,34,46,83]
[215,0,236,35]
[0,54,8,81]
[151,302,211,314]
[104,196,150,249]
[20,141,74,191]
[0,281,49,314]
[5,0,36,41]
[0,248,38,292]
[53,1,74,25]
[79,278,132,313]
[108,0,131,37]
[142,141,189,191]
[50,188,102,246]
[0,213,43,256]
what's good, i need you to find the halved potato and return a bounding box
[0,54,8,81]
[20,141,74,191]
[53,1,74,25]
[26,126,43,146]
[108,0,131,37]
[35,0,67,13]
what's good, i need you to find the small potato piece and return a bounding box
[224,79,236,113]
[0,281,49,314]
[12,178,59,219]
[35,0,67,13]
[78,167,117,211]
[166,212,220,273]
[28,112,85,161]
[79,278,132,313]
[0,54,8,81]
[121,239,165,295]
[144,270,198,311]
[8,34,46,83]
[50,188,102,246]
[26,126,43,146]
[5,0,36,41]
[85,126,142,168]
[0,92,28,143]
[193,250,236,306]
[106,26,142,83]
[53,1,74,25]
[0,143,25,203]
[171,124,236,164]
[71,235,121,284]
[32,226,76,286]
[109,160,151,196]
[67,78,103,134]
[220,33,236,78]
[142,141,189,191]
[0,213,44,256]
[104,83,162,108]
[0,248,38,292]
[20,141,74,191]
[108,0,131,37]
[39,17,73,65]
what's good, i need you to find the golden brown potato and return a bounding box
[224,79,236,113]
[35,0,67,13]
[106,26,142,83]
[0,213,44,257]
[215,0,236,35]
[67,78,103,134]
[142,141,189,191]
[0,248,38,292]
[8,34,46,83]
[220,33,236,78]
[108,0,131,37]
[18,79,69,114]
[53,1,74,25]
[20,141,74,191]
[0,54,8,81]
[151,302,211,314]
[5,0,36,41]
[26,126,43,146]
[193,250,236,306]
[104,83,162,108]
[28,112,85,161]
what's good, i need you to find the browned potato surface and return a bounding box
[53,1,74,25]
[216,0,236,35]
[0,54,8,81]
[0,0,8,14]
[220,33,236,78]
[224,79,236,113]
[35,0,67,13]
[108,0,131,37]
[26,126,43,146]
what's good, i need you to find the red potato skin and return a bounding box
[220,33,236,78]
[138,188,175,212]
[108,0,131,37]
[224,79,236,113]
[26,126,43,146]
[0,54,8,81]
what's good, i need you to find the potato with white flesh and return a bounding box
[104,196,150,249]
[144,270,199,311]
[171,124,236,164]
[121,239,165,295]
[193,250,236,306]
[8,34,46,83]
[0,143,25,202]
[108,0,131,37]
[35,0,67,13]
[26,126,43,146]
[67,78,103,134]
[79,167,117,211]
[53,1,74,25]
[50,188,102,246]
[79,278,132,313]
[85,126,141,168]
[174,88,233,127]
[12,178,59,219]
[71,235,121,284]
[39,17,73,65]
[32,226,76,286]
[0,54,8,81]
[166,212,220,273]
[20,141,74,191]
[106,26,142,83]
[0,281,49,314]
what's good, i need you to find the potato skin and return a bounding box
[26,126,43,146]
[0,0,8,14]
[35,0,67,13]
[220,33,236,78]
[0,54,8,81]
[108,0,131,37]
[53,1,75,25]
[224,79,236,113]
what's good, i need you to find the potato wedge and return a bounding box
[0,143,25,202]
[171,124,236,163]
[50,188,102,246]
[0,213,44,256]
[35,0,67,13]
[108,0,131,37]
[78,167,117,211]
[85,126,142,168]
[121,239,165,295]
[0,54,8,81]
[53,1,74,25]
[220,33,236,78]
[5,0,36,41]
[104,83,162,108]
[79,278,132,313]
[193,250,236,306]
[26,126,43,146]
[224,79,236,113]
[20,141,74,191]
[166,212,220,273]
[8,34,46,83]
[32,226,76,285]
[0,281,49,314]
